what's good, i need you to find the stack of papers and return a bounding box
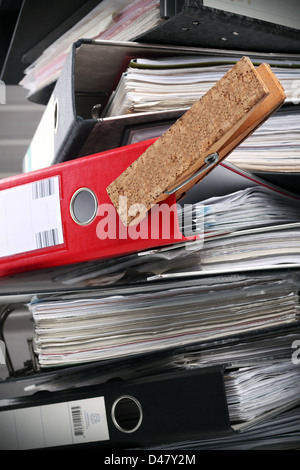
[227,107,300,172]
[104,55,300,117]
[46,185,300,288]
[180,186,300,237]
[29,272,300,367]
[174,350,300,425]
[198,224,300,271]
[224,361,300,423]
[172,330,300,368]
[159,186,300,274]
[103,55,300,175]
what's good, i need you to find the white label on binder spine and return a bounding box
[0,396,109,450]
[0,176,64,257]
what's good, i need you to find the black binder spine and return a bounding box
[0,366,231,450]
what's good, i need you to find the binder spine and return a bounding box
[0,366,231,449]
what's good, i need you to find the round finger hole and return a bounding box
[111,396,143,433]
[70,188,98,225]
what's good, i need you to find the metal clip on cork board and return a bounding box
[164,153,219,196]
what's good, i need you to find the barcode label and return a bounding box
[0,176,64,258]
[35,228,60,249]
[0,397,109,450]
[32,178,55,200]
[71,406,84,437]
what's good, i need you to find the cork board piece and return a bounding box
[107,56,285,226]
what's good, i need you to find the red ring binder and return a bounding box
[0,138,195,278]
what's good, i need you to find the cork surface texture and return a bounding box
[107,56,270,226]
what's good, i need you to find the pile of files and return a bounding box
[27,183,300,386]
[3,299,299,449]
[4,37,300,451]
[28,270,300,367]
[23,278,300,450]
